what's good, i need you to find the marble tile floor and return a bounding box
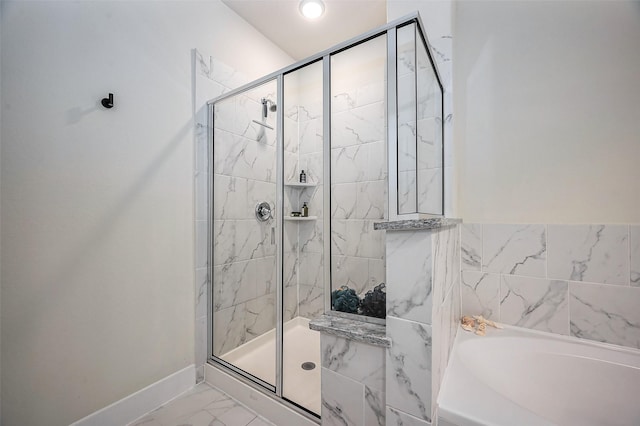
[129,383,274,426]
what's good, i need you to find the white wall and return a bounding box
[454,0,640,224]
[0,1,291,425]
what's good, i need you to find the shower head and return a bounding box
[261,98,277,118]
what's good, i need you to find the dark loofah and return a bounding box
[359,283,386,318]
[331,286,360,314]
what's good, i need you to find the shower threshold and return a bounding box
[219,316,321,415]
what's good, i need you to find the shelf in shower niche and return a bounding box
[285,182,317,188]
[284,216,317,221]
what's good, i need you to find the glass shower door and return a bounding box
[211,80,278,389]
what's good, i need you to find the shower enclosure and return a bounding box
[208,13,443,419]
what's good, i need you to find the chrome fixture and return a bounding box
[261,97,277,118]
[255,201,273,222]
[252,119,274,130]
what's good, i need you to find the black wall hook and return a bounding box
[101,93,114,109]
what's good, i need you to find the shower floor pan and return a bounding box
[220,316,321,415]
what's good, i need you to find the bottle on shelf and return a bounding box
[299,170,307,183]
[302,202,309,217]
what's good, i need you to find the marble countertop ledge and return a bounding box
[373,217,462,231]
[309,314,392,348]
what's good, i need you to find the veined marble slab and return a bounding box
[309,314,391,348]
[373,217,461,231]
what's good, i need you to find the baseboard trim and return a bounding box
[71,365,195,426]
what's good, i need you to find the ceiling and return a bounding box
[222,0,387,61]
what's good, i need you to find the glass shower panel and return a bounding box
[211,80,278,389]
[396,23,444,216]
[282,60,323,415]
[330,35,387,318]
[397,24,418,214]
[416,25,443,215]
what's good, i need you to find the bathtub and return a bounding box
[437,325,640,426]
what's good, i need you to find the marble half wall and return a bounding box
[321,334,386,426]
[383,223,460,425]
[461,223,640,349]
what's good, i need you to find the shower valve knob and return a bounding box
[255,202,272,222]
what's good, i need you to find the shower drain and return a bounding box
[301,362,316,371]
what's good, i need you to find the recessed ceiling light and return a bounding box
[299,0,325,20]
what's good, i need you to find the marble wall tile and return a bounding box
[322,368,364,426]
[194,119,210,171]
[284,150,299,183]
[386,231,433,323]
[254,257,276,297]
[283,253,298,289]
[417,168,442,214]
[195,267,209,319]
[299,221,323,253]
[332,183,358,219]
[299,118,323,154]
[461,223,482,271]
[331,145,367,184]
[417,118,442,170]
[332,89,356,114]
[196,220,208,268]
[570,282,640,348]
[397,73,417,125]
[300,152,323,185]
[483,224,546,277]
[386,316,432,422]
[299,252,324,288]
[548,225,629,285]
[298,284,324,319]
[398,170,417,214]
[245,293,276,339]
[298,101,323,122]
[284,285,298,322]
[368,259,386,290]
[461,271,499,320]
[631,226,640,287]
[432,226,459,305]
[386,406,430,426]
[321,334,385,392]
[356,81,385,108]
[234,220,271,261]
[284,115,299,154]
[357,181,386,220]
[365,387,385,426]
[246,180,276,220]
[213,303,246,355]
[331,220,348,256]
[213,175,248,220]
[500,275,569,335]
[364,141,387,182]
[332,255,370,295]
[398,121,417,173]
[346,220,385,259]
[332,102,385,148]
